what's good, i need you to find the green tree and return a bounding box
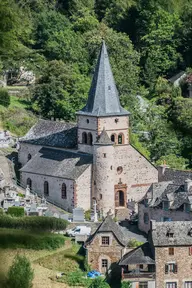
[7,255,34,288]
[156,154,189,170]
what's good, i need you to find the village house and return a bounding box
[138,166,192,233]
[119,220,192,288]
[18,41,158,216]
[85,214,129,274]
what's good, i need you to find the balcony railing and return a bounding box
[123,271,155,280]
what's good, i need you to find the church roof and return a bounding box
[95,128,113,145]
[19,119,77,149]
[77,41,130,117]
[20,147,92,180]
[158,167,192,185]
[86,215,127,246]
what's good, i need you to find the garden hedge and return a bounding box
[7,207,25,217]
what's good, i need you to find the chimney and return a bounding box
[185,179,192,193]
[158,162,169,178]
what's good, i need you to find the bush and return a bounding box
[85,210,91,221]
[58,270,92,287]
[6,255,34,288]
[0,88,10,107]
[0,215,68,230]
[89,277,110,288]
[127,238,143,248]
[0,229,65,250]
[121,282,132,288]
[7,207,25,217]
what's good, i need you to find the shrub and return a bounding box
[121,281,132,288]
[0,229,65,250]
[0,215,68,230]
[7,207,25,217]
[0,208,3,215]
[85,210,91,221]
[127,238,143,248]
[0,88,10,107]
[89,277,110,288]
[6,255,34,288]
[58,270,92,287]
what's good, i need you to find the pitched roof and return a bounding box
[95,129,113,145]
[77,41,130,117]
[151,221,192,246]
[20,147,92,180]
[86,215,127,246]
[169,71,186,83]
[119,242,155,265]
[20,119,77,149]
[158,167,192,185]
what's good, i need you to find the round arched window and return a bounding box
[117,166,123,174]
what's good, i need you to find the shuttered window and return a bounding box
[166,283,177,288]
[185,282,192,288]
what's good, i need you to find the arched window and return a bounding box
[27,154,32,161]
[61,183,67,199]
[27,178,32,189]
[111,134,115,142]
[118,134,124,144]
[87,132,93,145]
[82,132,87,144]
[44,181,49,196]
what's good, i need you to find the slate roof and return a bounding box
[77,41,130,117]
[86,215,127,246]
[95,129,113,145]
[20,147,92,180]
[151,221,192,246]
[119,242,155,265]
[139,180,192,210]
[20,119,77,149]
[158,167,192,185]
[169,71,186,83]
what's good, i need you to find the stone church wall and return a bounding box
[114,145,158,203]
[75,165,92,211]
[18,143,42,167]
[20,172,74,212]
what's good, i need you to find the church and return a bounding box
[18,41,158,216]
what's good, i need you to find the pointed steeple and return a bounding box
[77,41,130,117]
[95,128,113,145]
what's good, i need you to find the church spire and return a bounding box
[77,41,130,117]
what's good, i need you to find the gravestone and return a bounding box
[30,203,37,213]
[73,207,84,222]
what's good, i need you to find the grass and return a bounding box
[7,86,28,90]
[9,95,30,109]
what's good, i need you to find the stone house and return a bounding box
[119,220,192,288]
[138,179,192,234]
[18,41,158,216]
[85,214,129,274]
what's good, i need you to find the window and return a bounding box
[165,263,177,274]
[44,181,49,196]
[166,282,177,288]
[61,183,67,199]
[189,247,192,255]
[102,237,109,245]
[115,118,119,123]
[111,134,115,142]
[102,259,108,268]
[103,153,106,158]
[118,134,123,144]
[117,166,123,174]
[163,201,170,211]
[110,166,113,170]
[27,178,32,189]
[185,204,191,213]
[108,85,111,90]
[169,248,174,255]
[82,132,87,144]
[144,213,149,224]
[87,132,93,145]
[27,154,32,161]
[185,282,192,288]
[100,194,102,200]
[140,264,144,269]
[86,119,89,123]
[164,217,172,222]
[139,282,148,288]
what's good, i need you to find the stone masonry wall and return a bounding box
[75,165,92,211]
[155,246,192,288]
[77,115,97,153]
[20,172,74,212]
[87,232,125,272]
[18,143,42,167]
[138,204,192,233]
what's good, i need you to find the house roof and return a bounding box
[169,71,186,83]
[86,215,127,247]
[77,41,130,117]
[151,221,192,246]
[19,119,77,149]
[20,147,92,180]
[158,167,192,185]
[119,242,155,265]
[95,128,113,145]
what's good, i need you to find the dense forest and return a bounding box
[0,0,192,169]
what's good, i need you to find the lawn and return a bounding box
[9,95,30,109]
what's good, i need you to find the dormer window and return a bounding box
[144,199,149,207]
[188,228,192,237]
[185,203,191,213]
[163,201,170,211]
[167,229,174,238]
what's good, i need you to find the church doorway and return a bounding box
[115,190,125,207]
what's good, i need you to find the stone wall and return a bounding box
[77,115,97,153]
[138,204,192,233]
[155,246,192,288]
[87,232,125,272]
[20,172,74,212]
[18,143,42,167]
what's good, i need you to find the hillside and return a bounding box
[0,0,192,169]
